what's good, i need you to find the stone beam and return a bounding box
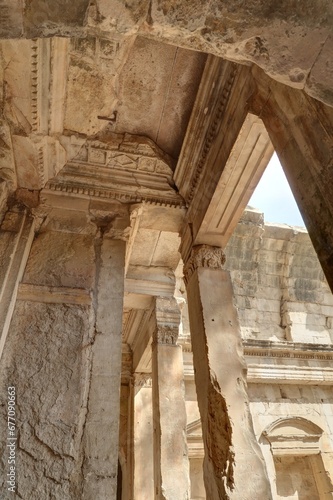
[250,67,333,292]
[122,301,155,373]
[195,112,273,248]
[176,57,273,261]
[1,2,333,107]
[125,265,175,297]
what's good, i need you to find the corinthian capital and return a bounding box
[154,325,179,345]
[183,244,226,285]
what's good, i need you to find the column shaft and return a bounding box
[0,209,35,359]
[133,374,154,499]
[82,237,126,499]
[184,245,272,500]
[152,299,190,500]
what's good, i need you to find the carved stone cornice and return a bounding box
[243,339,333,361]
[174,56,239,205]
[44,134,185,207]
[244,339,333,385]
[183,244,226,286]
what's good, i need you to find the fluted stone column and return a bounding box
[152,297,190,500]
[183,245,272,500]
[133,373,154,500]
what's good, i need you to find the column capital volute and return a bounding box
[183,244,226,286]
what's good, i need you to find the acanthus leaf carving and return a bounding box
[154,325,179,346]
[183,244,226,286]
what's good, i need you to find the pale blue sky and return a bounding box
[249,152,305,227]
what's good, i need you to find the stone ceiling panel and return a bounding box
[64,36,122,136]
[1,1,333,106]
[114,36,206,158]
[1,40,33,134]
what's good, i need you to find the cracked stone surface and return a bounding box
[0,301,94,499]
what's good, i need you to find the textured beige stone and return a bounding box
[186,263,272,499]
[0,301,93,499]
[0,2,333,497]
[82,237,126,499]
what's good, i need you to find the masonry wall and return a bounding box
[0,225,96,499]
[225,209,333,344]
[248,383,333,498]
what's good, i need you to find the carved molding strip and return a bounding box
[174,57,238,204]
[30,39,39,133]
[45,183,184,207]
[246,365,333,385]
[121,344,133,384]
[183,244,226,285]
[17,283,92,305]
[243,339,333,360]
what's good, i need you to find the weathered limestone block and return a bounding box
[224,210,333,344]
[1,1,333,106]
[184,245,272,500]
[0,300,94,499]
[23,230,95,289]
[24,0,90,36]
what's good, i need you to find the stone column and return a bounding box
[133,373,154,500]
[152,297,190,500]
[82,217,128,499]
[183,245,272,500]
